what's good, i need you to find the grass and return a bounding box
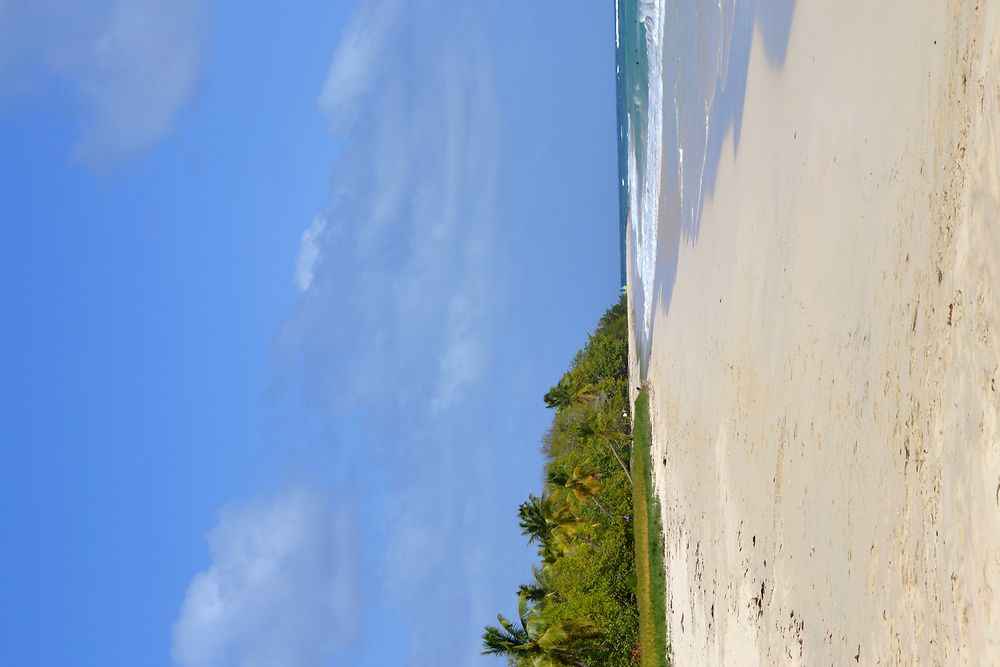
[631,387,669,667]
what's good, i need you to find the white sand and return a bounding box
[632,0,1000,663]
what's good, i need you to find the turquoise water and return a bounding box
[615,0,665,365]
[614,0,649,293]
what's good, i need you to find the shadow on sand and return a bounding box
[635,0,796,377]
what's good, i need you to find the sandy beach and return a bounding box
[632,0,1000,663]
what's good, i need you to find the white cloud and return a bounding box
[294,216,327,291]
[0,0,206,164]
[172,487,359,667]
[317,0,401,134]
[276,1,506,664]
[69,0,206,164]
[287,0,500,417]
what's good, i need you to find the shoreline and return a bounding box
[632,0,1000,663]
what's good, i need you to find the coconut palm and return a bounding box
[575,412,632,486]
[518,494,552,546]
[482,594,602,667]
[518,494,590,563]
[518,565,556,605]
[546,462,615,521]
[543,380,573,410]
[545,376,619,411]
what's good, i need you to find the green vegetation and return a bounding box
[481,297,667,666]
[631,388,668,667]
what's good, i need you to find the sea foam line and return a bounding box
[632,0,666,350]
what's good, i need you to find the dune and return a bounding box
[631,0,1000,663]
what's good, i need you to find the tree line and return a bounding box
[483,296,639,666]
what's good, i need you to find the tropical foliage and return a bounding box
[483,296,640,666]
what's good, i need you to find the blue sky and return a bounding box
[0,1,619,665]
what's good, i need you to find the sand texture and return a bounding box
[636,0,1000,663]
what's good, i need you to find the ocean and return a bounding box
[615,0,739,365]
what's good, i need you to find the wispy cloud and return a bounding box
[0,0,206,165]
[317,0,401,135]
[277,0,507,663]
[172,486,360,667]
[294,216,327,291]
[284,0,500,419]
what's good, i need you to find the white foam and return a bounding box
[615,0,620,48]
[631,0,738,354]
[632,0,666,349]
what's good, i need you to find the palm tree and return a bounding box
[575,412,632,486]
[518,565,556,606]
[482,612,530,661]
[566,378,621,408]
[518,494,583,562]
[547,462,615,521]
[545,377,617,411]
[517,494,550,545]
[482,595,602,667]
[543,380,573,410]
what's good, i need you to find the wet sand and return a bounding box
[632,0,1000,663]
